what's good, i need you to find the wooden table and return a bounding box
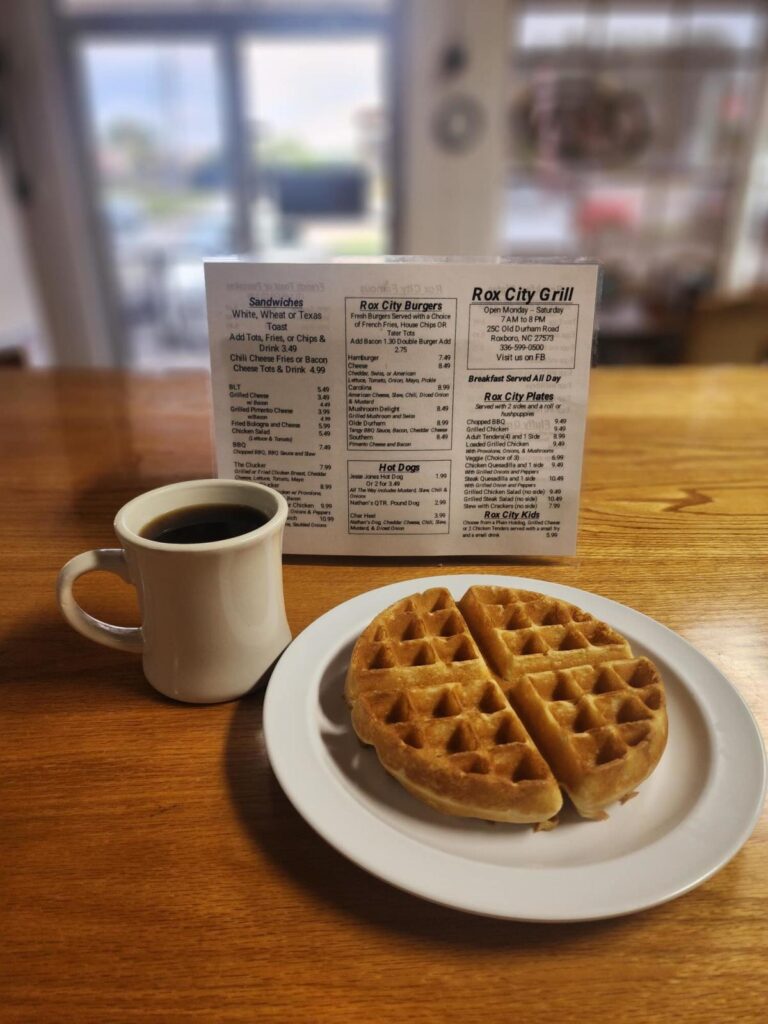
[1,367,766,1023]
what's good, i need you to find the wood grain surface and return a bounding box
[1,367,766,1023]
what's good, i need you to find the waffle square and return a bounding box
[346,585,668,825]
[352,675,562,823]
[457,586,632,681]
[514,659,667,818]
[346,588,491,698]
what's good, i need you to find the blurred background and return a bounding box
[3,0,768,369]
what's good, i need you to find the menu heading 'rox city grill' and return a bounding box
[471,285,575,303]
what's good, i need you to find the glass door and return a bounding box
[78,39,232,367]
[62,4,391,369]
[243,36,388,258]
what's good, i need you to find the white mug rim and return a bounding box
[114,478,288,553]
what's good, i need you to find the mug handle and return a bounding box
[57,549,144,653]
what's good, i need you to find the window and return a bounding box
[244,37,387,258]
[57,1,391,367]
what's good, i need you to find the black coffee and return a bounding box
[141,503,271,544]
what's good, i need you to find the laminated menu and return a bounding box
[205,257,600,556]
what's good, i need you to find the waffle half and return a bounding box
[346,585,668,824]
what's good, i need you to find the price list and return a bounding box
[461,397,574,542]
[348,460,451,534]
[345,297,457,450]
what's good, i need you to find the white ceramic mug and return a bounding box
[57,479,291,704]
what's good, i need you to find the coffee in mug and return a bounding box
[141,503,271,545]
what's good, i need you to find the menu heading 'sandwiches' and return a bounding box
[205,258,600,557]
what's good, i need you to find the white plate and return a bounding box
[263,575,766,921]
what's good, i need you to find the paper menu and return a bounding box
[205,257,599,556]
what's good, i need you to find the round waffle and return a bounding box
[345,585,668,824]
